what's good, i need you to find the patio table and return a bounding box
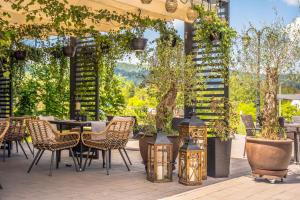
[285,123,300,164]
[48,120,91,171]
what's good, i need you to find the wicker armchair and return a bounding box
[0,120,9,189]
[3,117,34,160]
[26,120,80,176]
[241,115,261,157]
[82,117,135,175]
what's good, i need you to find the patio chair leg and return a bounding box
[243,139,246,158]
[24,138,34,156]
[56,150,60,169]
[123,148,132,165]
[83,148,91,171]
[27,149,41,174]
[102,150,105,168]
[70,148,79,172]
[8,142,11,157]
[49,151,55,176]
[3,142,5,162]
[18,141,28,159]
[16,141,18,153]
[119,149,130,171]
[105,150,109,175]
[109,149,111,169]
[35,150,45,165]
[88,150,95,167]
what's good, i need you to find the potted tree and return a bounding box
[239,21,300,181]
[138,38,200,169]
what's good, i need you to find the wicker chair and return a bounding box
[241,115,261,157]
[26,120,80,176]
[3,117,34,160]
[82,117,135,175]
[0,120,9,189]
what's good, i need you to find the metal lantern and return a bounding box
[141,0,152,4]
[147,131,173,183]
[178,137,203,186]
[165,0,178,13]
[178,113,207,180]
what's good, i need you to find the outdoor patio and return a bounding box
[1,135,299,200]
[0,0,300,200]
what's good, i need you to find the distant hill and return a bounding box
[115,62,148,85]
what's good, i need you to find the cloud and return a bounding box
[282,0,299,6]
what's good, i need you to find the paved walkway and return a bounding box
[0,135,299,200]
[161,165,300,200]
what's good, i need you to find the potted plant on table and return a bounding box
[138,37,200,169]
[239,21,300,182]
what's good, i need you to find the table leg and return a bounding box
[294,132,299,164]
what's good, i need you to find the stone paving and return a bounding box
[0,135,299,200]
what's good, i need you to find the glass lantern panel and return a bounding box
[179,152,187,179]
[188,153,201,182]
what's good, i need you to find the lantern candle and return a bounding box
[75,101,81,111]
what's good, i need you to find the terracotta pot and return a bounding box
[246,137,293,178]
[131,38,147,51]
[139,134,180,170]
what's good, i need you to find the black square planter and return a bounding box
[207,137,232,178]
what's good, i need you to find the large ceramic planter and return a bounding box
[246,137,292,178]
[139,134,180,170]
[207,137,232,178]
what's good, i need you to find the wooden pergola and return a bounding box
[0,0,230,125]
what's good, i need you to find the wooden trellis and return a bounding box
[184,1,230,127]
[70,38,100,121]
[0,71,12,118]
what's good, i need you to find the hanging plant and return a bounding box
[62,38,76,58]
[193,5,236,67]
[131,38,148,51]
[13,50,26,60]
[159,30,180,47]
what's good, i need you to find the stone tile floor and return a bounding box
[0,135,299,200]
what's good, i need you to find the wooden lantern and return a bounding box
[178,113,207,180]
[147,131,173,183]
[178,137,203,186]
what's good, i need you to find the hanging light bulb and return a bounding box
[165,0,178,13]
[141,0,152,4]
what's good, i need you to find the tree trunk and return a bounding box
[262,67,279,139]
[155,83,177,131]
